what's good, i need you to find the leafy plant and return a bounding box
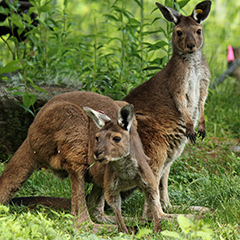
[0,60,22,75]
[1,0,180,102]
[161,215,213,240]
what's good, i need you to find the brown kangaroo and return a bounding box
[87,1,212,221]
[0,92,121,225]
[0,91,161,232]
[122,1,212,217]
[84,104,161,233]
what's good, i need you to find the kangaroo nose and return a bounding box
[187,43,195,50]
[94,150,103,158]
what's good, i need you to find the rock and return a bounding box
[0,84,75,157]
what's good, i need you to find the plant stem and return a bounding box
[0,36,15,60]
[119,0,126,83]
[140,0,144,70]
[92,14,97,89]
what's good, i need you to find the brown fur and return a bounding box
[0,92,161,233]
[85,105,161,233]
[122,1,211,217]
[0,92,128,226]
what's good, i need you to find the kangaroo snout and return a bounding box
[187,43,196,52]
[94,149,109,164]
[94,149,103,159]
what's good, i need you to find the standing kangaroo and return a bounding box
[122,1,211,217]
[87,1,211,221]
[0,91,161,232]
[84,105,161,233]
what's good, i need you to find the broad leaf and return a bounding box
[136,228,152,238]
[161,230,181,238]
[177,215,194,234]
[0,60,22,74]
[22,92,37,109]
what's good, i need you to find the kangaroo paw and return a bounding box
[186,130,197,143]
[198,129,206,140]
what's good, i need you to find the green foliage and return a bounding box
[135,228,153,238]
[14,168,72,198]
[0,204,134,240]
[0,60,22,74]
[1,135,240,239]
[206,81,240,139]
[167,140,240,240]
[0,0,174,101]
[161,215,213,240]
[0,204,73,239]
[122,189,144,216]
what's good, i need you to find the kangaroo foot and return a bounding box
[92,213,116,224]
[188,205,211,213]
[161,213,195,221]
[171,205,211,214]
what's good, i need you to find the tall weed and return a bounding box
[0,0,178,102]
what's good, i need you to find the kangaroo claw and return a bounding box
[198,130,205,140]
[186,131,196,144]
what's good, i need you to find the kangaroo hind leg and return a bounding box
[0,138,39,205]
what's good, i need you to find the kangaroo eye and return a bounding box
[196,29,201,35]
[96,137,99,142]
[113,136,121,143]
[177,30,183,37]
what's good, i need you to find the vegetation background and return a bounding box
[0,0,239,239]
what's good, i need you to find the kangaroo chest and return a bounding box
[185,57,203,125]
[108,156,139,191]
[113,156,138,180]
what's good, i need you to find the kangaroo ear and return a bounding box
[156,2,182,25]
[118,104,134,132]
[191,0,211,23]
[83,107,111,129]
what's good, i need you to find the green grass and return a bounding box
[1,109,239,239]
[207,77,240,139]
[1,83,240,239]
